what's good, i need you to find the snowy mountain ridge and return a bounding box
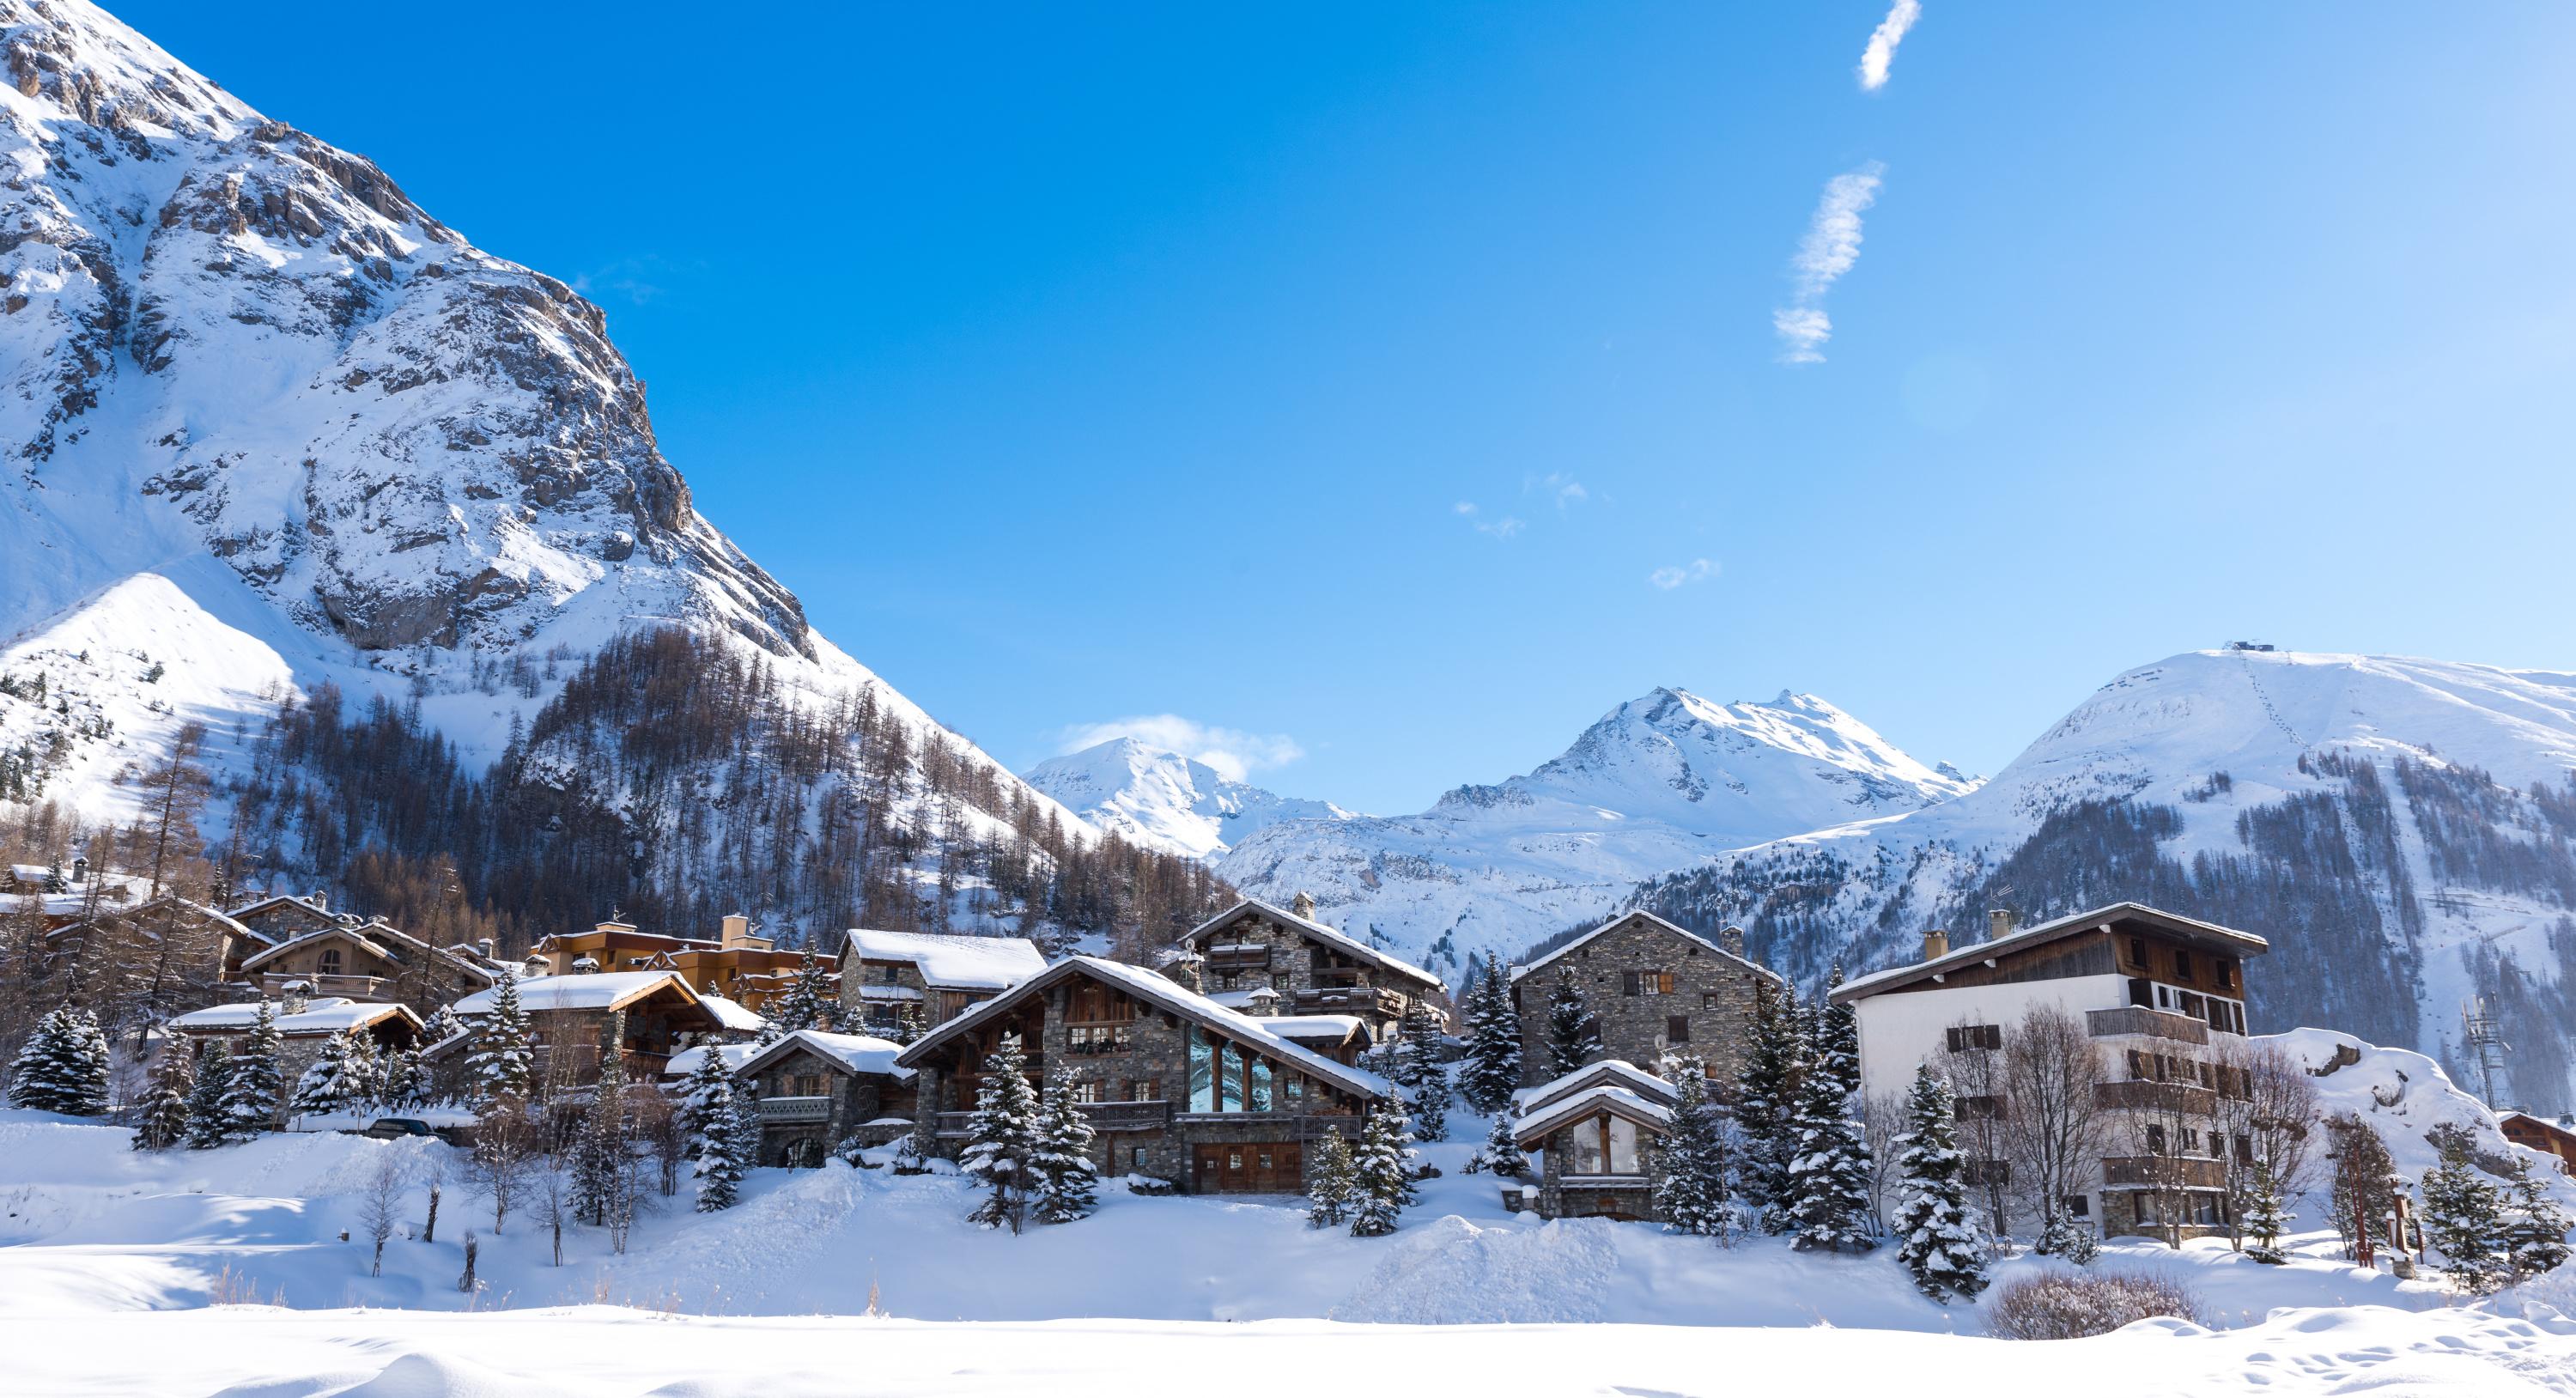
[1212,685,1976,981]
[1023,737,1353,861]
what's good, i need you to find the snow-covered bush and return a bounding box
[1984,1271,2202,1341]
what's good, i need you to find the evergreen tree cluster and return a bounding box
[5,1005,111,1115]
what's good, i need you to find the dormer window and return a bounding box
[317,948,342,976]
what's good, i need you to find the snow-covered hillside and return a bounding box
[1636,649,2576,1115]
[1215,688,1975,981]
[0,0,1126,938]
[1023,737,1353,860]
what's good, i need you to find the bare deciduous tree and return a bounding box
[358,1155,404,1277]
[2001,1005,2108,1239]
[1938,1025,2011,1237]
[1858,1087,1905,1235]
[469,1097,540,1233]
[2212,1040,2319,1250]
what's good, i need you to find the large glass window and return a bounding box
[1568,1116,1607,1175]
[1249,1055,1273,1111]
[1607,1115,1642,1173]
[1218,1041,1240,1112]
[1188,1028,1213,1111]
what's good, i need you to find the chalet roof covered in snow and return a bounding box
[1182,898,1443,990]
[238,917,501,986]
[897,955,1390,1099]
[1510,909,1777,985]
[1831,901,2271,1003]
[454,970,701,1016]
[1513,1084,1677,1148]
[838,928,1048,991]
[1513,1059,1679,1119]
[662,1042,762,1078]
[222,892,340,925]
[1249,1013,1364,1042]
[735,1030,915,1082]
[42,894,255,945]
[167,997,422,1037]
[696,993,769,1033]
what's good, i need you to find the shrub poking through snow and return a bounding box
[291,1028,371,1121]
[1031,1063,1098,1225]
[1889,1063,1984,1300]
[1306,1130,1359,1229]
[2038,1209,2099,1264]
[1456,960,1521,1116]
[132,1049,193,1151]
[1984,1271,2202,1340]
[1543,977,1604,1079]
[9,1005,112,1115]
[961,1040,1042,1233]
[1473,1106,1527,1178]
[1349,1106,1419,1237]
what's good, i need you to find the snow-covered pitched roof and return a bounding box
[839,927,1048,991]
[238,924,398,969]
[696,993,769,1033]
[896,955,1390,1100]
[454,970,701,1016]
[1510,909,1776,985]
[1513,1083,1677,1147]
[223,893,338,924]
[168,997,422,1037]
[1832,902,2271,1003]
[662,1042,762,1078]
[1182,898,1442,990]
[1513,1059,1678,1118]
[236,918,498,984]
[42,893,256,944]
[736,1030,915,1082]
[1249,1014,1364,1042]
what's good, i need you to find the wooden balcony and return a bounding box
[258,970,399,1002]
[755,1096,832,1123]
[2087,1006,2209,1046]
[1203,942,1274,969]
[2102,1155,2227,1189]
[1077,1101,1174,1132]
[1292,985,1401,1017]
[2095,1079,2215,1115]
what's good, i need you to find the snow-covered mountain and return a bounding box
[1023,738,1353,860]
[1213,687,1976,982]
[0,0,1142,942]
[1633,649,2576,1115]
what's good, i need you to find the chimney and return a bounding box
[476,938,495,960]
[1988,909,2015,944]
[720,913,753,950]
[71,856,87,884]
[281,983,308,1015]
[1922,927,1950,961]
[1719,926,1747,960]
[311,890,326,911]
[1291,891,1317,922]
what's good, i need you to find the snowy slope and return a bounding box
[1637,649,2576,1115]
[1023,737,1353,860]
[0,2,1091,872]
[1214,687,1975,981]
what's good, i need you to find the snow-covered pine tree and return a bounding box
[290,1028,369,1121]
[1652,1062,1740,1242]
[347,1030,385,1111]
[1477,1106,1527,1178]
[1786,969,1874,1255]
[219,1001,285,1140]
[2419,1130,2509,1295]
[2506,1154,2573,1281]
[1736,976,1803,1232]
[1888,1063,1984,1301]
[1456,960,1522,1116]
[382,1046,429,1111]
[132,1050,193,1151]
[1543,976,1604,1078]
[1348,1106,1419,1238]
[677,1047,732,1144]
[690,1077,750,1213]
[6,1006,111,1115]
[1394,998,1449,1143]
[895,1001,927,1046]
[769,955,834,1035]
[467,974,535,1107]
[961,1040,1042,1233]
[572,1016,632,1227]
[184,1043,233,1148]
[2241,1158,2293,1264]
[1031,1063,1099,1224]
[1306,1129,1359,1228]
[421,1003,467,1049]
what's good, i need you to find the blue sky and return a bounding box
[122,2,2576,812]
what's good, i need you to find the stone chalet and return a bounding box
[835,927,1048,1038]
[235,915,503,1008]
[726,1030,919,1167]
[39,894,266,1000]
[1178,895,1445,1040]
[895,955,1392,1193]
[224,892,349,945]
[1509,910,1782,1086]
[441,970,722,1088]
[167,994,424,1127]
[1832,903,2270,1242]
[1502,1059,1680,1222]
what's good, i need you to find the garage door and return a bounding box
[1192,1142,1302,1193]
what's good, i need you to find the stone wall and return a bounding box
[1199,909,1423,1036]
[1512,916,1772,1086]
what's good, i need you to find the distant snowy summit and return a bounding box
[1212,686,1975,981]
[1024,738,1353,860]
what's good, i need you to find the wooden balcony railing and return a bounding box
[258,970,400,1001]
[2102,1155,2227,1189]
[755,1096,831,1123]
[2087,1006,2210,1046]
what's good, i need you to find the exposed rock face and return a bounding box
[0,0,809,658]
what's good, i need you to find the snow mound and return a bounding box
[1332,1213,1619,1323]
[214,1351,575,1398]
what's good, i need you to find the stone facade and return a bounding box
[841,956,940,1036]
[239,918,495,1009]
[1186,897,1443,1040]
[1510,912,1777,1087]
[737,1041,915,1167]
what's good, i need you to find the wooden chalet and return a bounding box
[444,969,721,1086]
[167,994,424,1128]
[1179,894,1444,1038]
[530,919,715,977]
[895,955,1391,1193]
[835,927,1048,1036]
[2502,1111,2576,1176]
[235,915,501,1008]
[39,894,266,1005]
[650,914,835,1013]
[729,1030,918,1167]
[1509,909,1780,1086]
[223,892,349,945]
[1502,1060,1680,1221]
[1832,902,2271,1242]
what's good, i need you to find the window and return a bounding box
[1188,1028,1213,1112]
[2215,959,2236,990]
[1072,1080,1106,1103]
[2172,950,2195,983]
[2146,1124,2169,1154]
[1945,1024,2002,1053]
[2064,1194,2091,1219]
[1216,972,1239,992]
[1282,1075,1303,1108]
[2181,1128,2202,1154]
[1953,1094,2003,1121]
[881,965,899,983]
[1133,1146,1150,1172]
[2128,977,2153,1008]
[1701,992,1723,1008]
[1068,1024,1131,1055]
[2234,1135,2255,1165]
[1217,1041,1241,1112]
[788,1073,825,1097]
[318,948,343,976]
[1964,1158,2011,1187]
[1622,969,1675,997]
[1249,1055,1273,1112]
[1666,1016,1691,1044]
[2128,935,2148,969]
[1607,1115,1642,1173]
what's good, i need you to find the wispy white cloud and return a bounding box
[1858,0,1921,92]
[1649,558,1718,590]
[1528,472,1589,509]
[1773,163,1885,365]
[1056,715,1304,782]
[1455,501,1526,540]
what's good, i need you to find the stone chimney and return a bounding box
[1988,909,2015,943]
[1247,985,1281,1015]
[1291,891,1317,922]
[1922,927,1950,961]
[1719,926,1747,960]
[476,938,495,960]
[281,984,308,1015]
[71,856,87,884]
[720,913,754,950]
[311,890,326,911]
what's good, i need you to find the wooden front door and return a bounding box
[1192,1142,1302,1193]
